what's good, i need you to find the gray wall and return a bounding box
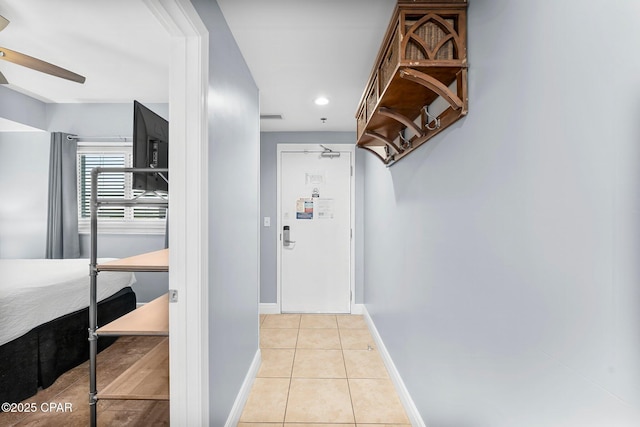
[0,132,50,258]
[191,0,260,424]
[0,99,169,302]
[46,102,168,135]
[363,1,640,426]
[0,86,46,130]
[260,131,365,305]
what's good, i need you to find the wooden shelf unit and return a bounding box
[88,167,170,426]
[97,293,169,336]
[356,0,468,165]
[97,338,169,401]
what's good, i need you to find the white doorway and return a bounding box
[277,144,355,313]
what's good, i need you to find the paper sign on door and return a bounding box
[315,198,334,219]
[296,198,313,219]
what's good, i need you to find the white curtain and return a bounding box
[45,132,79,259]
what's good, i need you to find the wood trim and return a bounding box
[398,68,463,110]
[378,107,423,138]
[364,130,403,154]
[457,67,468,114]
[359,144,392,165]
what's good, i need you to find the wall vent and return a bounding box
[260,114,283,120]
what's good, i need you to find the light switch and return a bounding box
[263,216,271,227]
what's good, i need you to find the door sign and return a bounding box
[315,198,334,219]
[296,198,313,219]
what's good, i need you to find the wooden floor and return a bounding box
[0,336,169,427]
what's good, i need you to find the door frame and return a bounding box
[145,0,209,424]
[276,143,356,313]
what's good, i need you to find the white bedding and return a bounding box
[0,258,136,346]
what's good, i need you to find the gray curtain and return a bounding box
[45,132,80,259]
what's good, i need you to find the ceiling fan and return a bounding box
[0,13,85,85]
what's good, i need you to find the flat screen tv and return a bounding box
[132,100,168,193]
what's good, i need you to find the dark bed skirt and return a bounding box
[0,287,136,406]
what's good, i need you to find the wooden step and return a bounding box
[97,293,168,336]
[98,248,169,272]
[98,338,169,401]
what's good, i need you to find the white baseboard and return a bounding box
[362,306,426,427]
[224,349,261,427]
[136,302,145,309]
[260,303,365,315]
[259,303,280,314]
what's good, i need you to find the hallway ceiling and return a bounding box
[217,0,395,131]
[0,0,395,132]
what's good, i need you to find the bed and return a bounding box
[0,258,136,405]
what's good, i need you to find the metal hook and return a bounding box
[422,106,441,131]
[398,131,411,150]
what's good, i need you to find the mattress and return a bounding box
[0,258,135,346]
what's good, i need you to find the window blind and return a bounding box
[79,153,126,219]
[77,151,166,222]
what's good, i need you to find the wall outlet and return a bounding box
[263,217,271,227]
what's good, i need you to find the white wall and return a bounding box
[363,0,640,426]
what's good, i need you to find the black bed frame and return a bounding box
[0,287,136,406]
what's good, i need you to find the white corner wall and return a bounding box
[363,1,640,426]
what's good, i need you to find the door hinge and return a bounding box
[350,228,353,239]
[350,290,353,302]
[351,165,353,176]
[169,289,178,303]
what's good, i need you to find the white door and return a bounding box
[277,144,354,313]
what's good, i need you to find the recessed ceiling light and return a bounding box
[314,96,329,106]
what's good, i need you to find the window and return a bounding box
[77,144,167,234]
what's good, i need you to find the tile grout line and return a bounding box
[282,321,300,424]
[338,324,358,425]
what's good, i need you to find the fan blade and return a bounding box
[0,70,7,84]
[0,46,85,84]
[0,15,8,32]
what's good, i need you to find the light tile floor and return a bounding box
[239,314,411,426]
